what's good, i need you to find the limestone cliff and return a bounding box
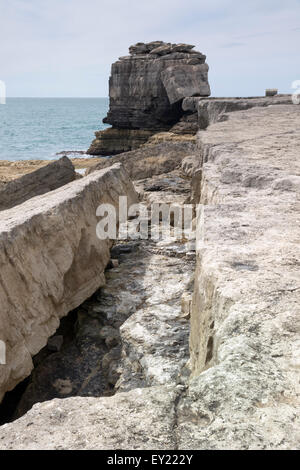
[1,104,299,450]
[87,41,210,155]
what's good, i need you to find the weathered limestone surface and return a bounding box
[14,170,195,414]
[200,94,292,128]
[0,157,76,211]
[182,94,292,129]
[88,41,210,155]
[0,386,180,450]
[181,155,201,178]
[87,140,196,180]
[0,105,299,450]
[0,163,138,402]
[184,105,300,449]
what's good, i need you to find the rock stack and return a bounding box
[87,41,210,155]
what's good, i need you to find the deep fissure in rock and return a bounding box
[0,169,196,426]
[0,378,30,426]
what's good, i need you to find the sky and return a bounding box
[0,0,299,97]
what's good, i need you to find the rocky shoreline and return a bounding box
[0,156,105,185]
[0,42,299,450]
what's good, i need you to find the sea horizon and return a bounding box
[0,97,109,161]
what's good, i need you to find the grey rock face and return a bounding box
[103,59,178,130]
[104,41,210,130]
[0,157,76,211]
[88,41,210,155]
[87,128,155,156]
[161,64,210,105]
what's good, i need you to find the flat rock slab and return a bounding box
[0,157,106,184]
[0,386,180,450]
[185,104,300,449]
[182,94,293,129]
[0,157,76,211]
[0,163,138,402]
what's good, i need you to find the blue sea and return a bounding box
[0,98,109,161]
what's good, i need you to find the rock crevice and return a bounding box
[0,60,299,449]
[0,163,138,402]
